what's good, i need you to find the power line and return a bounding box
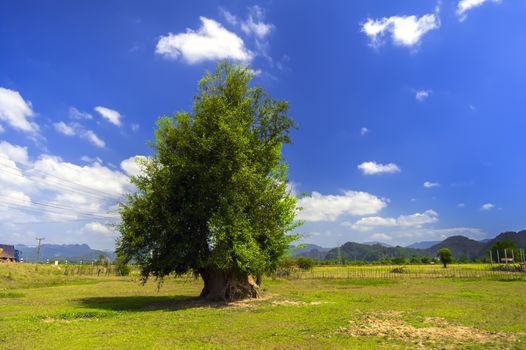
[0,155,128,200]
[8,218,118,225]
[0,196,119,220]
[0,195,116,216]
[0,153,122,196]
[0,166,123,202]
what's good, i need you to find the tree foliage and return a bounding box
[296,257,316,271]
[437,247,453,268]
[116,63,300,300]
[489,240,519,262]
[490,240,518,252]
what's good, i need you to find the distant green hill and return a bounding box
[288,244,331,260]
[291,230,526,262]
[325,242,425,262]
[425,236,485,259]
[484,230,526,250]
[425,231,526,259]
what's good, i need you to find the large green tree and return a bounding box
[117,63,299,301]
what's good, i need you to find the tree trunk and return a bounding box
[199,267,259,302]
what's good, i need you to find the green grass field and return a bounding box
[1,263,525,349]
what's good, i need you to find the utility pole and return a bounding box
[36,237,45,263]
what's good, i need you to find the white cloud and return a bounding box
[0,87,38,133]
[360,127,369,135]
[52,118,106,148]
[94,106,122,127]
[2,190,31,206]
[398,210,439,227]
[220,8,238,26]
[352,216,397,230]
[247,68,262,76]
[358,161,401,175]
[415,90,431,101]
[53,121,76,136]
[240,5,274,39]
[0,142,31,190]
[481,203,494,210]
[457,203,466,208]
[0,141,29,164]
[352,210,439,231]
[32,155,130,198]
[81,155,102,164]
[0,141,134,225]
[362,11,440,48]
[0,141,151,249]
[456,0,501,22]
[120,155,147,177]
[297,190,387,222]
[423,181,440,188]
[371,233,392,241]
[84,222,114,236]
[69,107,92,120]
[81,130,105,148]
[131,123,140,132]
[156,17,253,64]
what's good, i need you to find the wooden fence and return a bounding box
[276,264,526,281]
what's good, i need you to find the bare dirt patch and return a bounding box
[271,299,332,307]
[339,311,517,349]
[230,294,332,308]
[228,293,273,308]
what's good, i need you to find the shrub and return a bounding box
[296,257,316,271]
[115,257,131,276]
[420,256,431,264]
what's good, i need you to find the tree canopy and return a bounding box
[437,247,453,268]
[117,63,300,301]
[490,240,518,252]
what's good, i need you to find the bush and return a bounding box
[391,257,408,265]
[296,257,316,271]
[115,257,131,276]
[410,255,421,264]
[420,257,431,264]
[280,257,297,270]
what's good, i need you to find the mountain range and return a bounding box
[14,244,115,262]
[6,230,526,263]
[290,230,526,261]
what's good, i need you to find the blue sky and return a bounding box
[1,0,525,249]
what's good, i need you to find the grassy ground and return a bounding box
[1,263,525,349]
